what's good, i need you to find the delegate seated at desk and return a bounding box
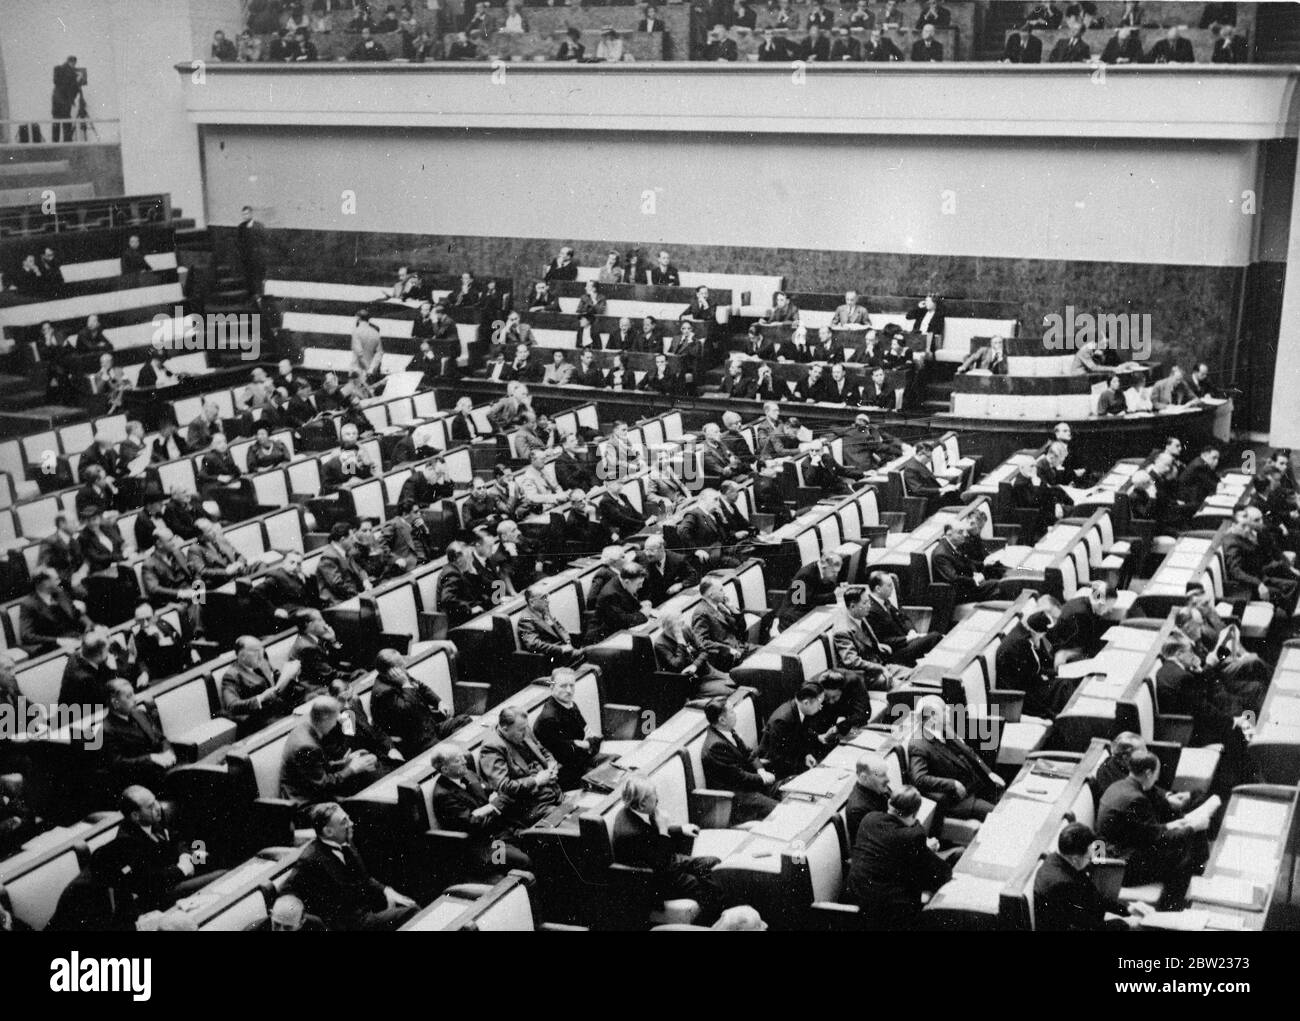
[908,696,1005,821]
[701,697,781,824]
[846,786,951,930]
[759,680,839,779]
[1034,822,1149,931]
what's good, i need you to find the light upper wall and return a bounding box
[201,125,1261,268]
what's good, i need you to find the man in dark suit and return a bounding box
[863,27,904,61]
[57,629,117,710]
[52,56,83,143]
[437,541,488,627]
[846,786,951,930]
[1034,822,1145,931]
[775,552,844,631]
[759,681,837,779]
[99,680,176,793]
[1048,22,1090,61]
[598,478,651,541]
[1055,580,1112,659]
[800,24,831,60]
[316,521,371,606]
[1101,25,1145,63]
[862,571,942,666]
[104,785,224,915]
[756,27,792,61]
[280,697,379,811]
[699,697,781,824]
[635,534,699,606]
[1003,26,1043,62]
[910,22,943,60]
[220,635,300,733]
[901,442,962,510]
[429,742,531,874]
[1097,753,1214,904]
[533,668,615,790]
[908,696,1004,821]
[995,611,1076,719]
[612,775,723,925]
[289,801,415,930]
[845,752,893,840]
[594,562,652,640]
[1147,25,1194,62]
[17,568,87,655]
[930,519,1020,604]
[1176,445,1222,510]
[690,576,755,672]
[258,550,320,621]
[369,648,470,755]
[37,514,83,586]
[235,205,266,297]
[187,518,251,586]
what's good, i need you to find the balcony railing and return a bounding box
[0,193,171,238]
[0,119,121,146]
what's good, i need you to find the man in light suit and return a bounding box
[517,584,584,669]
[831,289,871,328]
[832,586,891,690]
[478,706,564,826]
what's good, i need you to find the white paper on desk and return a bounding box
[1103,627,1160,652]
[1187,875,1264,910]
[749,800,823,842]
[1279,648,1300,672]
[1271,670,1300,693]
[1203,494,1239,508]
[1080,676,1129,700]
[1226,799,1289,838]
[1163,551,1205,569]
[1263,696,1300,727]
[1062,695,1116,719]
[919,648,966,669]
[1181,538,1214,554]
[1140,910,1208,932]
[781,766,851,799]
[127,451,151,476]
[1216,834,1280,879]
[969,798,1054,865]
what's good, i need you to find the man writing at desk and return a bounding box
[1034,822,1152,930]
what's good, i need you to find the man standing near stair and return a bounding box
[235,205,265,298]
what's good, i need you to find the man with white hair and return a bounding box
[269,893,325,931]
[712,905,767,931]
[845,752,893,839]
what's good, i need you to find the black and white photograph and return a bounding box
[0,0,1297,993]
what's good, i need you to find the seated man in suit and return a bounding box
[598,477,653,542]
[862,571,942,666]
[187,518,252,585]
[995,610,1077,719]
[831,587,892,691]
[125,602,191,685]
[430,742,532,875]
[759,680,838,779]
[654,611,736,699]
[370,648,471,756]
[316,521,372,607]
[707,697,774,822]
[901,441,962,509]
[100,679,176,793]
[436,541,487,627]
[635,533,699,606]
[221,634,302,734]
[18,567,88,655]
[533,668,617,791]
[595,562,654,641]
[845,752,893,841]
[846,785,951,930]
[289,610,354,703]
[774,552,844,633]
[1097,752,1219,906]
[908,696,1004,822]
[690,575,756,674]
[280,697,380,814]
[1054,580,1113,660]
[811,668,877,739]
[1176,444,1222,510]
[478,706,564,827]
[956,335,1009,375]
[612,775,724,925]
[518,584,585,670]
[1034,822,1149,931]
[196,432,242,497]
[931,518,1022,604]
[289,801,416,931]
[104,785,225,917]
[259,549,320,621]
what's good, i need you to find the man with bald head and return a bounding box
[269,893,325,931]
[1222,505,1298,615]
[105,785,224,916]
[221,635,302,733]
[846,752,894,839]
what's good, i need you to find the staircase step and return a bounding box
[171,217,197,230]
[0,390,68,412]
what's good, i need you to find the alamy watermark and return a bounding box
[1043,305,1152,361]
[151,306,261,361]
[0,698,104,750]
